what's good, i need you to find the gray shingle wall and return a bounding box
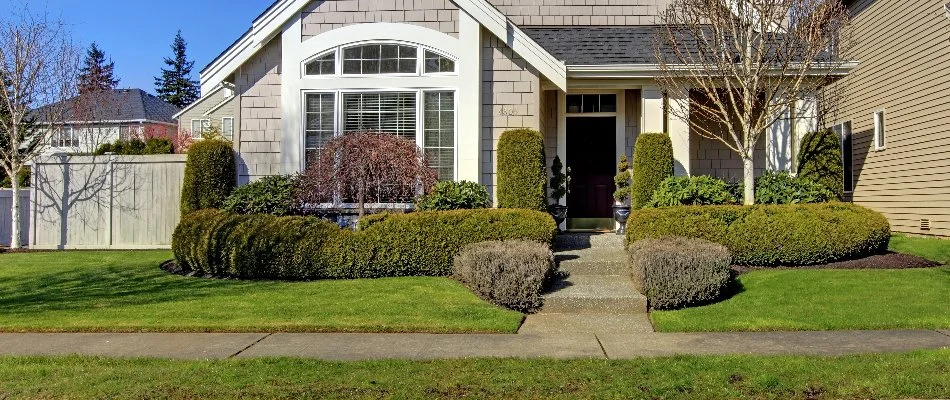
[236,36,282,183]
[301,0,459,39]
[689,133,766,182]
[624,89,640,158]
[481,28,541,197]
[487,0,670,26]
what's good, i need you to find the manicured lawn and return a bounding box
[0,351,947,399]
[890,233,950,263]
[652,268,950,332]
[0,251,522,333]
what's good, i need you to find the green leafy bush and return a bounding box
[626,203,891,266]
[222,175,299,216]
[631,133,674,208]
[798,129,844,200]
[496,128,546,211]
[415,180,491,211]
[755,171,835,204]
[648,175,736,207]
[629,237,733,310]
[0,166,30,188]
[144,137,174,154]
[453,240,555,312]
[95,138,174,155]
[180,139,236,215]
[172,208,557,280]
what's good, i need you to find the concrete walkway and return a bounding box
[0,330,947,360]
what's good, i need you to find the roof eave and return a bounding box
[566,61,859,79]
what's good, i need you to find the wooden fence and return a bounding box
[0,189,30,247]
[28,154,187,249]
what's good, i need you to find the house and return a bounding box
[186,0,847,231]
[826,0,950,237]
[38,88,181,154]
[174,82,237,140]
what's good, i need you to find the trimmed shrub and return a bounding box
[755,171,835,204]
[629,237,733,310]
[222,175,298,216]
[496,128,547,211]
[144,137,174,154]
[96,138,174,155]
[626,203,891,266]
[648,175,736,207]
[172,208,557,280]
[180,139,236,215]
[415,180,491,211]
[453,240,555,312]
[798,129,844,200]
[631,133,674,208]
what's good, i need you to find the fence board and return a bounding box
[0,189,30,247]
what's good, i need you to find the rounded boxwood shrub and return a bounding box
[631,133,674,208]
[798,129,844,200]
[496,128,547,211]
[180,139,236,215]
[222,175,298,216]
[172,208,557,280]
[626,203,890,266]
[453,240,555,312]
[648,175,736,207]
[415,180,491,211]
[629,237,733,310]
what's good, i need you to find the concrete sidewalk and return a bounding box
[0,330,947,360]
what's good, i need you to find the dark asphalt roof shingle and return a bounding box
[522,26,664,65]
[35,89,181,124]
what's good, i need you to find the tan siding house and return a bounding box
[831,0,950,237]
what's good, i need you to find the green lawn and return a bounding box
[0,251,522,333]
[652,268,950,332]
[890,233,950,263]
[0,351,947,399]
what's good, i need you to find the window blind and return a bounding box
[342,92,416,140]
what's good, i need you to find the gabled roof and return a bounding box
[34,89,181,124]
[523,27,663,66]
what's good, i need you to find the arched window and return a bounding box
[303,42,456,77]
[304,51,335,75]
[424,50,455,73]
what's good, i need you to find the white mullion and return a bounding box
[416,90,424,145]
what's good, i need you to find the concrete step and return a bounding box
[518,313,654,334]
[541,275,647,314]
[555,248,629,276]
[555,233,626,251]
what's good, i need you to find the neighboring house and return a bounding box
[174,82,238,140]
[37,88,181,154]
[190,0,844,230]
[825,0,950,237]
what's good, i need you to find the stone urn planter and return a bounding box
[548,205,569,232]
[613,204,631,235]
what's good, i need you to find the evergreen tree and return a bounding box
[155,31,200,108]
[77,42,120,94]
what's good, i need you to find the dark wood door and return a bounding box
[567,117,616,219]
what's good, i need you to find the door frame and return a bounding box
[557,89,627,231]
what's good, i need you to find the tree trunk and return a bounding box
[10,171,21,249]
[742,153,755,206]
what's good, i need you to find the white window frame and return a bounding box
[221,117,234,137]
[191,119,210,138]
[873,109,886,151]
[301,87,459,181]
[302,41,458,79]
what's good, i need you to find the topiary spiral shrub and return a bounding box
[172,208,557,280]
[629,237,733,310]
[180,139,236,215]
[496,128,547,211]
[453,240,555,312]
[626,203,891,266]
[797,129,844,200]
[631,133,674,208]
[415,180,491,211]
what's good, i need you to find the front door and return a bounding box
[566,117,616,231]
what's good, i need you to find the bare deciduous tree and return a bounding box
[653,0,851,204]
[0,7,78,248]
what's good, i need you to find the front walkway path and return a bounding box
[0,330,947,360]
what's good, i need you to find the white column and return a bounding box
[667,89,691,176]
[641,86,664,133]
[766,106,792,172]
[456,11,482,183]
[279,16,303,175]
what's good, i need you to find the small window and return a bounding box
[424,50,455,73]
[305,52,335,75]
[873,110,885,150]
[54,127,78,147]
[423,91,455,180]
[191,119,210,138]
[342,44,417,75]
[566,94,617,113]
[222,117,234,138]
[304,93,335,166]
[833,121,854,193]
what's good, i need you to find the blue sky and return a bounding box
[39,0,267,95]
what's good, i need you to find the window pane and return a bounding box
[566,95,582,113]
[343,44,418,75]
[343,92,417,141]
[305,52,335,75]
[423,91,455,180]
[305,93,336,166]
[424,50,455,73]
[600,94,617,113]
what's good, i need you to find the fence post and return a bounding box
[108,154,115,248]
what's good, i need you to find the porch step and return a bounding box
[556,248,628,275]
[541,275,647,314]
[518,313,654,334]
[555,232,626,251]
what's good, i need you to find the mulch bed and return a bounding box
[732,252,943,274]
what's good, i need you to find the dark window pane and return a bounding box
[841,121,854,192]
[343,60,361,74]
[582,94,599,113]
[399,58,416,73]
[600,94,617,112]
[566,95,582,113]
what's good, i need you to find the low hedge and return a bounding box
[454,240,555,312]
[625,203,890,266]
[629,237,733,310]
[172,208,557,280]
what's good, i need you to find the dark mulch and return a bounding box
[732,252,942,274]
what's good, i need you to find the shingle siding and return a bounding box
[487,0,671,26]
[235,36,283,183]
[830,0,950,237]
[301,0,459,39]
[177,86,237,140]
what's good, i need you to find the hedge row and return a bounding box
[625,203,890,266]
[496,128,547,211]
[173,208,557,280]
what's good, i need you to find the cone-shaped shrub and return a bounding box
[631,133,674,208]
[497,128,547,211]
[797,129,844,200]
[180,139,236,215]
